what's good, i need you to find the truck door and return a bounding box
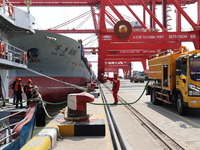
[163,64,168,87]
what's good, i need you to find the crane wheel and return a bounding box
[114,20,132,39]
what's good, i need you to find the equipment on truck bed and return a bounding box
[146,46,200,115]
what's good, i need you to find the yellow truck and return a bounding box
[146,46,200,115]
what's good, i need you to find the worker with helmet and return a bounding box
[112,73,120,104]
[14,78,23,108]
[24,79,33,107]
[107,73,120,104]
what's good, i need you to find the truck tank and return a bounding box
[148,50,184,93]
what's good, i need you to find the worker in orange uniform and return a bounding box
[24,79,33,107]
[105,73,120,104]
[14,78,23,108]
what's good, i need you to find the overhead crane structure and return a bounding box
[10,0,200,81]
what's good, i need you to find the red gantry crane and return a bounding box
[10,0,200,81]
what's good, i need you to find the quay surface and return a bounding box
[21,79,200,149]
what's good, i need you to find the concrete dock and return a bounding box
[20,80,163,150]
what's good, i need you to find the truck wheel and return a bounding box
[177,94,188,116]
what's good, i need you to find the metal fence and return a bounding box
[0,41,28,65]
[0,109,28,145]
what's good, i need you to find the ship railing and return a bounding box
[81,56,93,75]
[0,41,28,65]
[0,0,15,20]
[0,109,28,145]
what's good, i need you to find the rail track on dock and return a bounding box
[100,83,185,150]
[99,83,127,150]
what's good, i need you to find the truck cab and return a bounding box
[175,52,200,114]
[146,47,200,115]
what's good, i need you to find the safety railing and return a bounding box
[0,0,15,19]
[0,41,28,65]
[0,109,28,145]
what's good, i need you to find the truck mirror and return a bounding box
[176,59,181,70]
[176,70,181,75]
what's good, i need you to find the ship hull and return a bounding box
[0,101,37,150]
[10,76,90,103]
[8,30,93,103]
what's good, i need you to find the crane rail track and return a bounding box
[99,83,128,150]
[101,83,185,150]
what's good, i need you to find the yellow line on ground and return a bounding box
[155,106,200,127]
[121,87,200,128]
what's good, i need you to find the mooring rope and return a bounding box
[25,68,87,91]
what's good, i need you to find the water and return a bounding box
[32,103,67,136]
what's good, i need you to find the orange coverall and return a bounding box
[107,75,120,103]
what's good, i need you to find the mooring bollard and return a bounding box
[67,92,94,121]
